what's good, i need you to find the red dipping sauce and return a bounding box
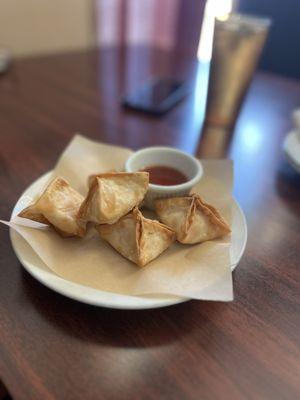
[140,165,188,186]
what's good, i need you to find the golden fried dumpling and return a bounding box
[96,207,175,266]
[78,172,149,225]
[155,195,231,244]
[18,177,85,237]
[87,170,116,188]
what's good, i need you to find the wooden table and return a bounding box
[0,47,299,400]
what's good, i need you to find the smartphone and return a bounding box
[122,77,188,116]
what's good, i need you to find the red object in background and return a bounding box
[96,0,206,56]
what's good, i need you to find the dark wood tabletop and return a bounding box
[0,46,299,400]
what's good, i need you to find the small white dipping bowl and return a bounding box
[125,146,203,209]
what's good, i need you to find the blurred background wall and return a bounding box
[0,0,205,58]
[0,0,299,80]
[0,0,96,56]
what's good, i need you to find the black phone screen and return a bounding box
[122,78,186,115]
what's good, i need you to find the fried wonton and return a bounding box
[96,207,175,266]
[18,177,85,237]
[155,195,231,244]
[87,170,116,188]
[78,172,149,225]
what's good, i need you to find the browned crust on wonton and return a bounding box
[79,172,149,225]
[132,207,175,265]
[18,177,85,237]
[194,196,231,235]
[155,194,231,243]
[97,207,175,267]
[88,171,148,188]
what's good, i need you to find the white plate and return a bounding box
[10,171,247,310]
[283,130,300,173]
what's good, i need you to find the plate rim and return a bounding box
[10,170,247,310]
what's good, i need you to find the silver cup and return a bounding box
[205,14,271,128]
